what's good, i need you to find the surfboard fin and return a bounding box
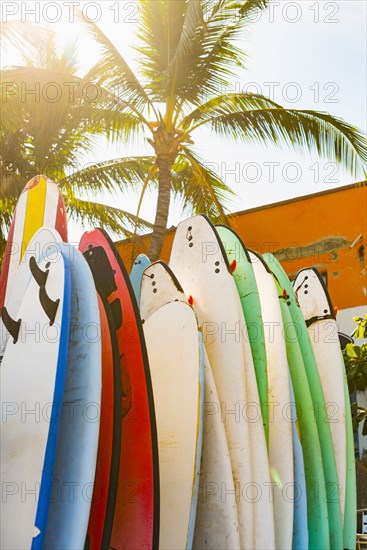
[39,287,60,325]
[83,245,117,297]
[338,332,354,351]
[29,256,49,287]
[1,307,21,343]
[110,298,123,329]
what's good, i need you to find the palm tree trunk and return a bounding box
[148,158,172,261]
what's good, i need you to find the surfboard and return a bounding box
[343,355,357,550]
[144,301,202,550]
[216,226,269,445]
[293,267,356,548]
[262,252,329,549]
[193,358,241,550]
[248,251,294,550]
[0,227,62,357]
[79,229,159,550]
[85,293,120,550]
[169,215,274,549]
[0,249,71,549]
[263,253,343,549]
[42,244,101,549]
[288,374,308,550]
[140,260,186,321]
[294,268,347,522]
[130,253,151,302]
[0,175,68,312]
[141,261,204,547]
[140,261,240,549]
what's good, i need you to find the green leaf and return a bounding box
[351,401,358,414]
[345,343,359,358]
[352,315,367,338]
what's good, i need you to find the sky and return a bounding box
[1,0,366,242]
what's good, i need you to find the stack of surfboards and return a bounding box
[0,177,160,550]
[0,178,357,550]
[132,214,357,550]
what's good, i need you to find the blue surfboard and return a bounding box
[289,374,309,550]
[43,244,101,549]
[130,254,151,303]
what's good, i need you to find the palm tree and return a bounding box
[2,1,367,262]
[0,23,155,258]
[76,0,367,260]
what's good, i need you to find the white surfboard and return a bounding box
[294,267,346,522]
[1,175,67,309]
[43,244,101,549]
[1,251,71,549]
[193,358,241,550]
[170,215,274,549]
[140,260,186,321]
[140,261,240,549]
[143,301,203,550]
[249,251,294,549]
[0,227,62,357]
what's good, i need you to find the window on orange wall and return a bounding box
[320,271,328,287]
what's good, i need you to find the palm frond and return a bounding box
[138,0,203,103]
[137,0,270,104]
[0,195,17,263]
[189,0,270,102]
[0,196,16,227]
[0,21,50,64]
[76,11,154,120]
[180,92,280,129]
[172,146,236,220]
[180,94,367,177]
[167,0,204,77]
[1,64,145,184]
[64,190,154,238]
[60,156,157,196]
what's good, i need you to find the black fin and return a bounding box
[110,298,123,329]
[29,256,49,287]
[83,245,117,297]
[1,307,21,343]
[39,287,60,325]
[338,332,354,351]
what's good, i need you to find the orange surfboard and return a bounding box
[80,229,159,550]
[85,293,122,550]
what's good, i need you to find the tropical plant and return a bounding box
[344,315,367,435]
[2,1,367,262]
[0,23,154,259]
[76,0,367,260]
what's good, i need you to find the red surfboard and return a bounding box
[85,293,122,550]
[79,229,159,550]
[0,175,67,311]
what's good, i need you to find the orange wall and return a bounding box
[116,184,367,310]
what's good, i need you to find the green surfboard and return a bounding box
[216,225,269,445]
[342,353,357,549]
[259,252,329,549]
[263,253,343,550]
